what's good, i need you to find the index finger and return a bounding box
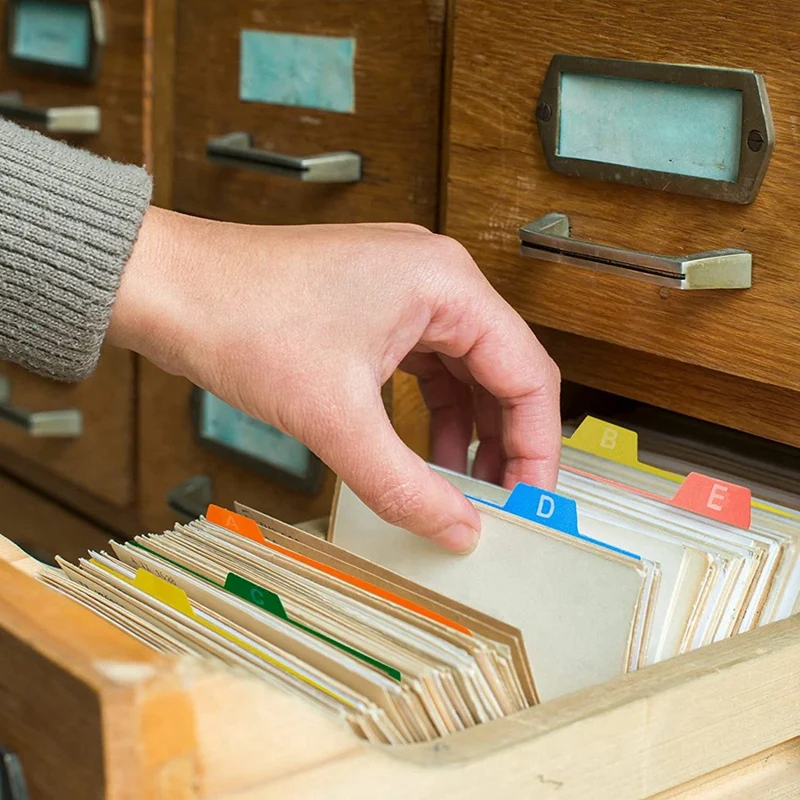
[424,290,562,490]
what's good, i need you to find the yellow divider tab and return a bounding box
[563,417,799,522]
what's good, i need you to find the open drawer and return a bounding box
[0,535,798,799]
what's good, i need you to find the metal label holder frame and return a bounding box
[536,55,774,205]
[5,0,105,83]
[191,387,325,496]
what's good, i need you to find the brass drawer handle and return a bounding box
[167,475,213,520]
[519,213,751,290]
[206,132,362,183]
[0,376,82,438]
[0,91,100,135]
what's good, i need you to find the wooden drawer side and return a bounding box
[0,560,196,800]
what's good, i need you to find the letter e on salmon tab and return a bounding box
[671,473,752,529]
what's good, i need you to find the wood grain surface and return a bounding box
[171,0,446,227]
[536,327,800,448]
[446,0,800,394]
[0,558,195,800]
[0,471,112,565]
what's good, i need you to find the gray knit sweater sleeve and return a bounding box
[0,119,152,381]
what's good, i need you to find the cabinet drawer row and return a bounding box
[0,0,446,528]
[0,0,797,534]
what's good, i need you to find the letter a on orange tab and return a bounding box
[670,473,751,529]
[206,505,268,544]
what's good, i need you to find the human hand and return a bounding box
[109,207,561,553]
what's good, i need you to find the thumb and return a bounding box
[306,387,481,554]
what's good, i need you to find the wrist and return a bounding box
[108,206,202,375]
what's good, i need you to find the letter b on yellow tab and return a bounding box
[563,417,640,467]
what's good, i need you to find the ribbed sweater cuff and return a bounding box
[0,119,153,381]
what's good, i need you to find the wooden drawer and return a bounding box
[0,542,799,798]
[0,349,135,508]
[0,472,111,566]
[139,361,336,536]
[0,0,146,163]
[445,0,800,396]
[0,0,146,507]
[170,0,445,227]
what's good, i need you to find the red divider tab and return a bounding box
[206,505,268,544]
[670,473,752,530]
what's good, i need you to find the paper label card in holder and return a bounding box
[193,388,324,494]
[6,0,105,81]
[536,55,774,204]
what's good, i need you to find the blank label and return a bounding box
[558,73,742,182]
[11,0,92,70]
[240,30,355,113]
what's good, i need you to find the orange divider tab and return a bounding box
[207,505,268,544]
[670,473,752,530]
[206,506,472,636]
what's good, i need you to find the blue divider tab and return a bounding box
[469,483,641,561]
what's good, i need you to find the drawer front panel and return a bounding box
[0,471,112,564]
[0,0,145,163]
[172,0,445,227]
[446,0,800,392]
[0,350,134,506]
[139,363,336,535]
[0,1,144,505]
[145,1,447,531]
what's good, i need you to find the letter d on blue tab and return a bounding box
[467,484,579,535]
[502,484,580,535]
[468,484,641,561]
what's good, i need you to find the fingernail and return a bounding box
[432,523,479,555]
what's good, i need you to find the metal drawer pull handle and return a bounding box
[167,475,213,520]
[0,745,29,800]
[0,376,82,438]
[519,213,752,290]
[0,91,100,135]
[207,132,362,183]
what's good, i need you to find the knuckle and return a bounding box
[430,233,473,268]
[393,222,431,235]
[547,356,562,386]
[372,480,425,528]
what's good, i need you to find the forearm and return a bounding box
[0,119,152,381]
